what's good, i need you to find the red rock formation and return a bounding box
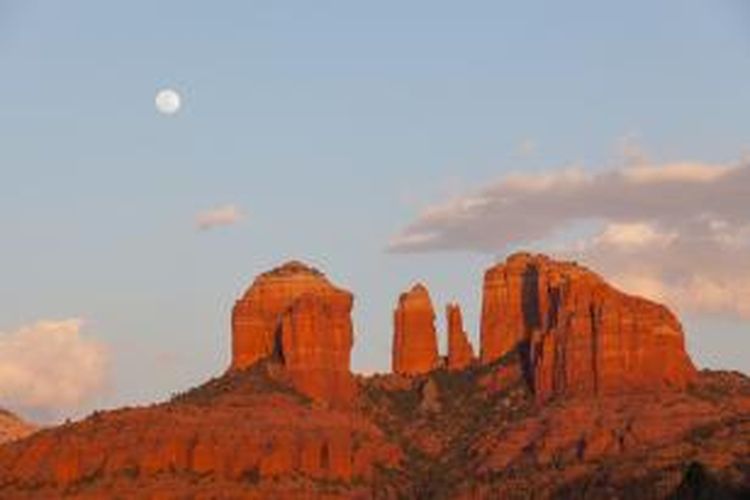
[480,253,697,399]
[480,255,531,364]
[0,409,35,444]
[0,367,402,497]
[3,252,750,498]
[446,303,474,370]
[280,294,354,405]
[231,261,354,405]
[392,284,439,375]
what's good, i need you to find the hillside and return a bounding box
[0,254,749,498]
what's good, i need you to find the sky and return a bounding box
[1,1,749,423]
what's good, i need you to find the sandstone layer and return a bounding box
[1,366,749,498]
[0,366,401,498]
[480,253,697,400]
[392,284,439,376]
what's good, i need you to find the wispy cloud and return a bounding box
[0,319,109,415]
[195,205,243,231]
[389,152,750,319]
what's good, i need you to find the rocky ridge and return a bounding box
[0,410,35,445]
[0,253,747,499]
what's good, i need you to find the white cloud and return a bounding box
[502,167,589,193]
[390,154,750,320]
[623,162,734,184]
[388,231,439,249]
[574,219,750,319]
[594,222,677,250]
[195,205,243,230]
[0,319,109,413]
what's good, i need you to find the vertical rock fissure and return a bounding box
[589,304,600,395]
[320,443,330,472]
[520,264,541,390]
[521,264,541,336]
[548,285,561,330]
[272,323,286,364]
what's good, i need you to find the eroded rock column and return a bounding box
[392,284,439,376]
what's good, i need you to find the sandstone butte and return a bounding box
[392,283,440,375]
[1,253,749,498]
[446,302,474,370]
[231,260,355,406]
[480,252,697,400]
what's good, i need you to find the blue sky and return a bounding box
[1,1,749,422]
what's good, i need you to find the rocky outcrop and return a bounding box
[231,261,354,404]
[392,284,439,376]
[0,409,35,445]
[0,367,401,497]
[446,303,474,370]
[480,253,697,399]
[279,294,354,405]
[456,371,750,498]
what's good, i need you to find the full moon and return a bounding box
[155,88,182,115]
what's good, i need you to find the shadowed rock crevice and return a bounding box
[666,461,750,500]
[272,325,285,364]
[589,303,600,395]
[521,263,541,334]
[518,339,536,391]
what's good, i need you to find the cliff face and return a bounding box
[231,261,354,405]
[480,253,697,399]
[0,367,401,497]
[480,254,538,364]
[446,303,474,370]
[279,294,354,405]
[392,284,439,376]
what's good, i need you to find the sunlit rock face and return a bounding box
[0,409,35,445]
[446,303,474,371]
[480,253,697,399]
[392,284,439,376]
[231,261,354,405]
[0,369,402,496]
